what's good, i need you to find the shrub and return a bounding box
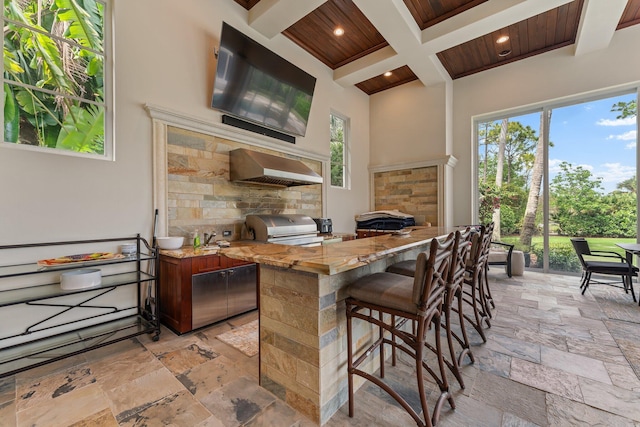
[530,243,581,272]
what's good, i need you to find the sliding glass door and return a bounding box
[476,90,638,273]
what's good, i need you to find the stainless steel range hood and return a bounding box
[229,148,323,187]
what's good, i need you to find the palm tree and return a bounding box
[520,111,550,248]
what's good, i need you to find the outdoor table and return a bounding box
[615,243,640,306]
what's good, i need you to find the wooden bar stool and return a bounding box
[346,232,456,427]
[386,229,474,389]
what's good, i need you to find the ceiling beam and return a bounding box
[338,0,573,88]
[574,0,628,56]
[248,0,327,39]
[420,0,574,53]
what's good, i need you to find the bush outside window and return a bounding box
[330,112,348,188]
[2,0,111,159]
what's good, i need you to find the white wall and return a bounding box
[369,81,447,167]
[0,0,370,245]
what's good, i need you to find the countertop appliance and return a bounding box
[313,218,332,234]
[244,214,324,246]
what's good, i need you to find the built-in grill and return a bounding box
[244,214,324,246]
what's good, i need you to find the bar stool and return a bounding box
[481,222,497,316]
[457,224,493,342]
[386,229,474,389]
[346,232,456,427]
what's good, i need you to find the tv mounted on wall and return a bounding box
[211,22,317,139]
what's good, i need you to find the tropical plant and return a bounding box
[330,114,346,187]
[3,0,105,154]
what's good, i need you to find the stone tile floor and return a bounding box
[1,270,640,426]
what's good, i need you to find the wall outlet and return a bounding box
[223,230,232,237]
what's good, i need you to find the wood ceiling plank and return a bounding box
[283,0,388,69]
[355,65,418,95]
[402,0,488,30]
[618,0,640,28]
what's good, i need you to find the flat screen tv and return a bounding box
[211,22,316,137]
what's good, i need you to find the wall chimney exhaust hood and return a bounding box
[229,148,323,187]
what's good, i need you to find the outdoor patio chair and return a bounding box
[487,240,515,278]
[570,238,637,302]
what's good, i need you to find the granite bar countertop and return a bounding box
[218,226,457,275]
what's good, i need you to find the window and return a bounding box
[330,112,349,188]
[475,89,638,273]
[2,0,112,159]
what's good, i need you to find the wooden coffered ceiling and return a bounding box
[233,0,640,95]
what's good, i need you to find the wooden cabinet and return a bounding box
[158,254,256,334]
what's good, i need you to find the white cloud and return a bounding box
[596,163,635,186]
[548,159,593,174]
[597,117,636,126]
[606,130,637,141]
[626,141,637,149]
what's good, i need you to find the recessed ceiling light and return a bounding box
[498,49,512,57]
[333,27,344,36]
[384,71,392,77]
[496,35,509,44]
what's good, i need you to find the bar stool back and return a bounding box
[385,229,474,389]
[346,232,456,427]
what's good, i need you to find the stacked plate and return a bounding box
[120,243,137,257]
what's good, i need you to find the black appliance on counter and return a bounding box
[313,218,332,234]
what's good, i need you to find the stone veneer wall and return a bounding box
[166,126,322,240]
[373,166,438,226]
[258,243,427,424]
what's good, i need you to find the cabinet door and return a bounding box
[159,256,193,334]
[227,264,257,318]
[192,270,227,329]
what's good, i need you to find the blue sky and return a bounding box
[509,93,637,193]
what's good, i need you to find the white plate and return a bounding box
[392,229,412,236]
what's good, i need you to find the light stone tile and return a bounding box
[69,408,118,427]
[262,363,319,405]
[578,377,640,422]
[199,377,278,426]
[261,342,298,378]
[16,365,97,412]
[514,327,568,352]
[16,383,108,427]
[510,357,583,401]
[566,337,628,364]
[540,346,612,384]
[485,332,541,363]
[0,399,16,427]
[168,181,213,196]
[546,393,635,426]
[605,362,640,392]
[261,295,319,335]
[176,355,241,399]
[501,412,541,427]
[105,368,185,419]
[157,342,219,376]
[260,317,320,355]
[117,389,211,426]
[470,371,548,426]
[90,345,165,393]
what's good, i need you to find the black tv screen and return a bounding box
[211,23,316,137]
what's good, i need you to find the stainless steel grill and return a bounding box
[244,214,324,246]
